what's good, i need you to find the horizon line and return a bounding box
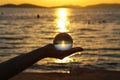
[0,3,120,7]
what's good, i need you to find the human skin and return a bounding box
[0,44,83,80]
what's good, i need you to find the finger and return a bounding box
[59,47,83,59]
[46,44,53,47]
[71,47,83,52]
[66,47,83,55]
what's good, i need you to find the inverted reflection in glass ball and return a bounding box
[53,33,73,51]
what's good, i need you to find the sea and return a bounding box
[0,8,120,73]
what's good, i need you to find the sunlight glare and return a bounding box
[56,8,70,33]
[61,40,65,47]
[54,57,73,63]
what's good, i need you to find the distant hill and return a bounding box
[51,3,120,8]
[85,3,120,9]
[0,4,46,8]
[51,5,82,8]
[0,3,120,8]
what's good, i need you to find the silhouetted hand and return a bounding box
[0,44,83,79]
[41,44,83,59]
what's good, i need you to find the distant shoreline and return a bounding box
[0,3,120,9]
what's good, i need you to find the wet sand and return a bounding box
[10,68,120,80]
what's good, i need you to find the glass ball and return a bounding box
[53,33,73,51]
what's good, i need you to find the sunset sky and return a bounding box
[0,0,120,7]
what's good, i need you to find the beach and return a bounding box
[10,68,120,80]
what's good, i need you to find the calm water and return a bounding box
[0,8,120,73]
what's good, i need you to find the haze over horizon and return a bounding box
[0,0,120,7]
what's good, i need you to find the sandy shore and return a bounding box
[10,68,120,80]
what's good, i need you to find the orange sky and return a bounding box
[0,0,120,7]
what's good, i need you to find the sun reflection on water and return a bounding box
[61,41,65,47]
[54,57,73,63]
[55,8,70,33]
[54,8,73,63]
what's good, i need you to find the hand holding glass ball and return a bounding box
[41,32,83,59]
[53,33,73,51]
